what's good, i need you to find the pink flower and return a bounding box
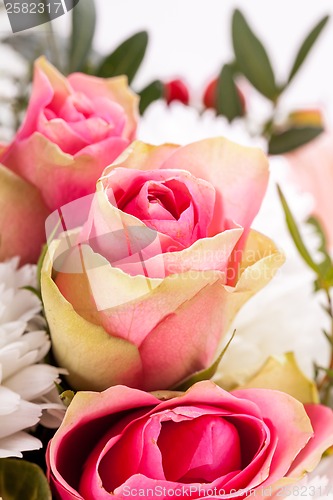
[47,381,333,499]
[41,138,284,392]
[286,131,333,248]
[0,57,138,263]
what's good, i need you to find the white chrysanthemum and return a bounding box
[139,100,266,149]
[0,258,65,458]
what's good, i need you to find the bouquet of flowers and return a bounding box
[0,2,333,499]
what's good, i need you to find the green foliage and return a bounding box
[0,459,51,500]
[232,9,277,101]
[287,15,330,85]
[138,80,164,115]
[216,64,244,121]
[268,126,323,154]
[96,31,148,83]
[68,0,96,72]
[277,187,333,291]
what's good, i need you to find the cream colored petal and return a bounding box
[100,141,179,178]
[235,352,319,404]
[41,241,143,391]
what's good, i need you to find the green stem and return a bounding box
[318,289,333,406]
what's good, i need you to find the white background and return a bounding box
[91,0,333,121]
[1,0,333,121]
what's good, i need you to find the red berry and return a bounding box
[203,78,218,109]
[164,79,190,105]
[203,77,246,113]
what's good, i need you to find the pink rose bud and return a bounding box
[41,138,284,392]
[164,79,190,105]
[0,57,138,264]
[47,381,333,499]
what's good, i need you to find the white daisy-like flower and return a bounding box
[139,100,266,149]
[0,258,65,458]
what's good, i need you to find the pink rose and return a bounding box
[47,381,333,499]
[286,131,333,248]
[41,138,284,391]
[0,57,138,263]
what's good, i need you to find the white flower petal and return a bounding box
[0,386,20,415]
[0,321,26,348]
[0,431,42,458]
[0,399,41,439]
[4,364,60,401]
[0,347,39,380]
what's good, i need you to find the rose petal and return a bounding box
[139,230,284,389]
[158,415,241,482]
[68,74,139,141]
[233,388,314,487]
[48,386,159,500]
[101,141,180,177]
[1,133,129,211]
[0,165,49,264]
[160,137,269,236]
[41,242,144,391]
[38,116,89,155]
[9,57,70,141]
[117,228,243,278]
[286,403,333,479]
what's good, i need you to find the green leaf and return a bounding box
[287,15,330,84]
[216,64,244,121]
[237,352,319,404]
[0,459,52,499]
[307,216,332,275]
[277,185,321,275]
[138,80,164,115]
[174,331,236,391]
[268,126,323,155]
[21,285,42,301]
[232,9,277,100]
[96,31,148,83]
[68,0,97,72]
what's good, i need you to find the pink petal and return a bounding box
[139,278,230,389]
[158,415,241,482]
[68,73,138,140]
[287,132,333,248]
[286,403,333,478]
[116,228,242,278]
[48,386,159,499]
[160,137,269,235]
[1,132,129,211]
[233,389,314,487]
[37,116,89,155]
[0,165,50,264]
[11,57,71,142]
